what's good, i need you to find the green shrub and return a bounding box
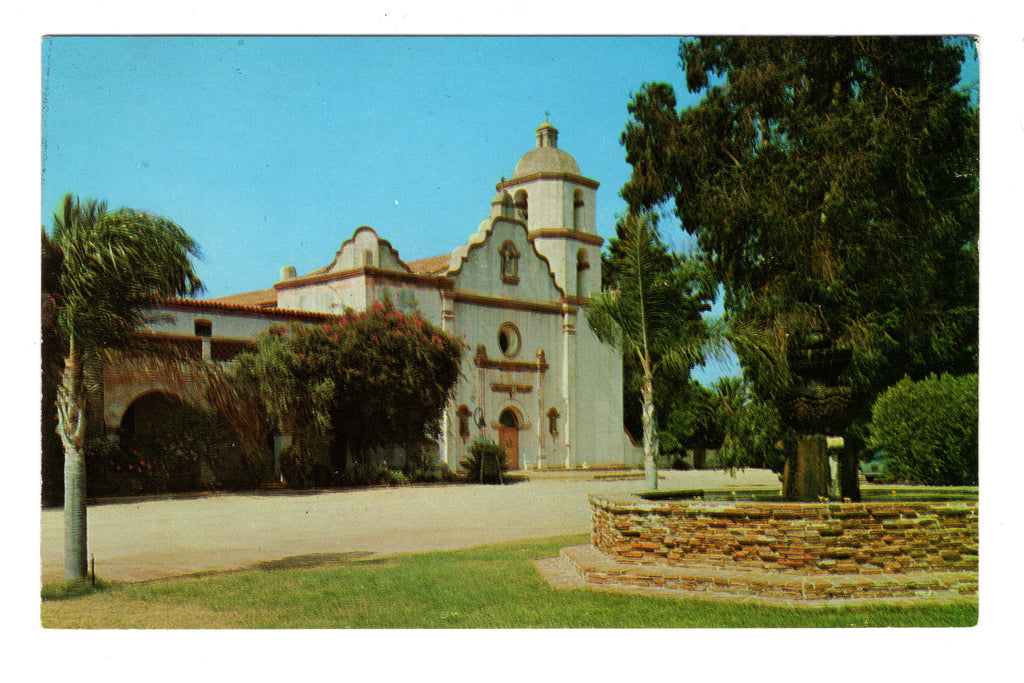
[378,466,408,486]
[668,453,693,470]
[278,444,333,488]
[332,460,407,487]
[402,445,440,481]
[868,373,978,485]
[459,437,508,482]
[332,462,359,487]
[84,437,130,497]
[277,445,307,487]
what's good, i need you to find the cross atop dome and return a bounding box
[535,119,558,149]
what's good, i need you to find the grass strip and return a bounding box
[41,534,977,629]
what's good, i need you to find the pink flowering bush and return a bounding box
[232,299,464,486]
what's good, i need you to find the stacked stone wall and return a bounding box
[589,495,978,577]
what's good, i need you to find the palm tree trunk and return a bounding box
[641,371,659,490]
[56,336,88,581]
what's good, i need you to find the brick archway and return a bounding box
[118,390,183,441]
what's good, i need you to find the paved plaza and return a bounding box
[40,468,782,584]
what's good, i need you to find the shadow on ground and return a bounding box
[253,551,378,570]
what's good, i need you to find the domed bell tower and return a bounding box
[500,121,602,299]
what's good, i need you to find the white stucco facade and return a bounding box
[106,122,640,471]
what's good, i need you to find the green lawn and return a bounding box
[41,534,977,628]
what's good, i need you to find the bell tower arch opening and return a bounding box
[576,247,592,297]
[499,120,601,295]
[573,189,585,230]
[514,190,529,224]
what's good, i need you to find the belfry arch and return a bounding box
[573,189,585,230]
[514,189,529,223]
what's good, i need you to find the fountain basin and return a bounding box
[579,494,978,602]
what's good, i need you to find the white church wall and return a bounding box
[530,237,570,295]
[573,323,639,467]
[447,297,565,468]
[142,307,267,340]
[367,279,444,322]
[143,303,341,341]
[327,226,404,272]
[449,218,565,303]
[277,275,369,314]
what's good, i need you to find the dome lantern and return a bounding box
[511,120,581,178]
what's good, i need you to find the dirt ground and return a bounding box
[40,468,781,584]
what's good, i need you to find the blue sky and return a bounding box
[41,36,702,294]
[41,36,739,382]
[39,35,981,385]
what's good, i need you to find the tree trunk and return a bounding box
[692,448,707,470]
[56,337,88,581]
[781,434,829,501]
[641,373,659,490]
[839,429,864,502]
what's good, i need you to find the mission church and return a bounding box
[103,121,641,472]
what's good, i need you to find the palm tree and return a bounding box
[586,214,744,490]
[712,376,746,425]
[49,193,203,580]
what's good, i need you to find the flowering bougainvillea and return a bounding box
[231,299,464,481]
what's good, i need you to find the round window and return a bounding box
[497,323,521,358]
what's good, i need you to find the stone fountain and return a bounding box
[777,333,855,501]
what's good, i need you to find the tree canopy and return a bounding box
[706,376,785,473]
[621,37,979,408]
[231,300,464,481]
[51,195,204,353]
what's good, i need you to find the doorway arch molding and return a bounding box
[492,404,529,430]
[496,406,523,470]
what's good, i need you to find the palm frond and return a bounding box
[584,291,623,348]
[587,214,676,356]
[49,194,204,352]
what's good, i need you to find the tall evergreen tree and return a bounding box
[620,37,979,468]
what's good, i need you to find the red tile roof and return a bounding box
[158,297,339,321]
[404,254,450,275]
[207,288,278,308]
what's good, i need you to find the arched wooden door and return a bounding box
[497,408,519,470]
